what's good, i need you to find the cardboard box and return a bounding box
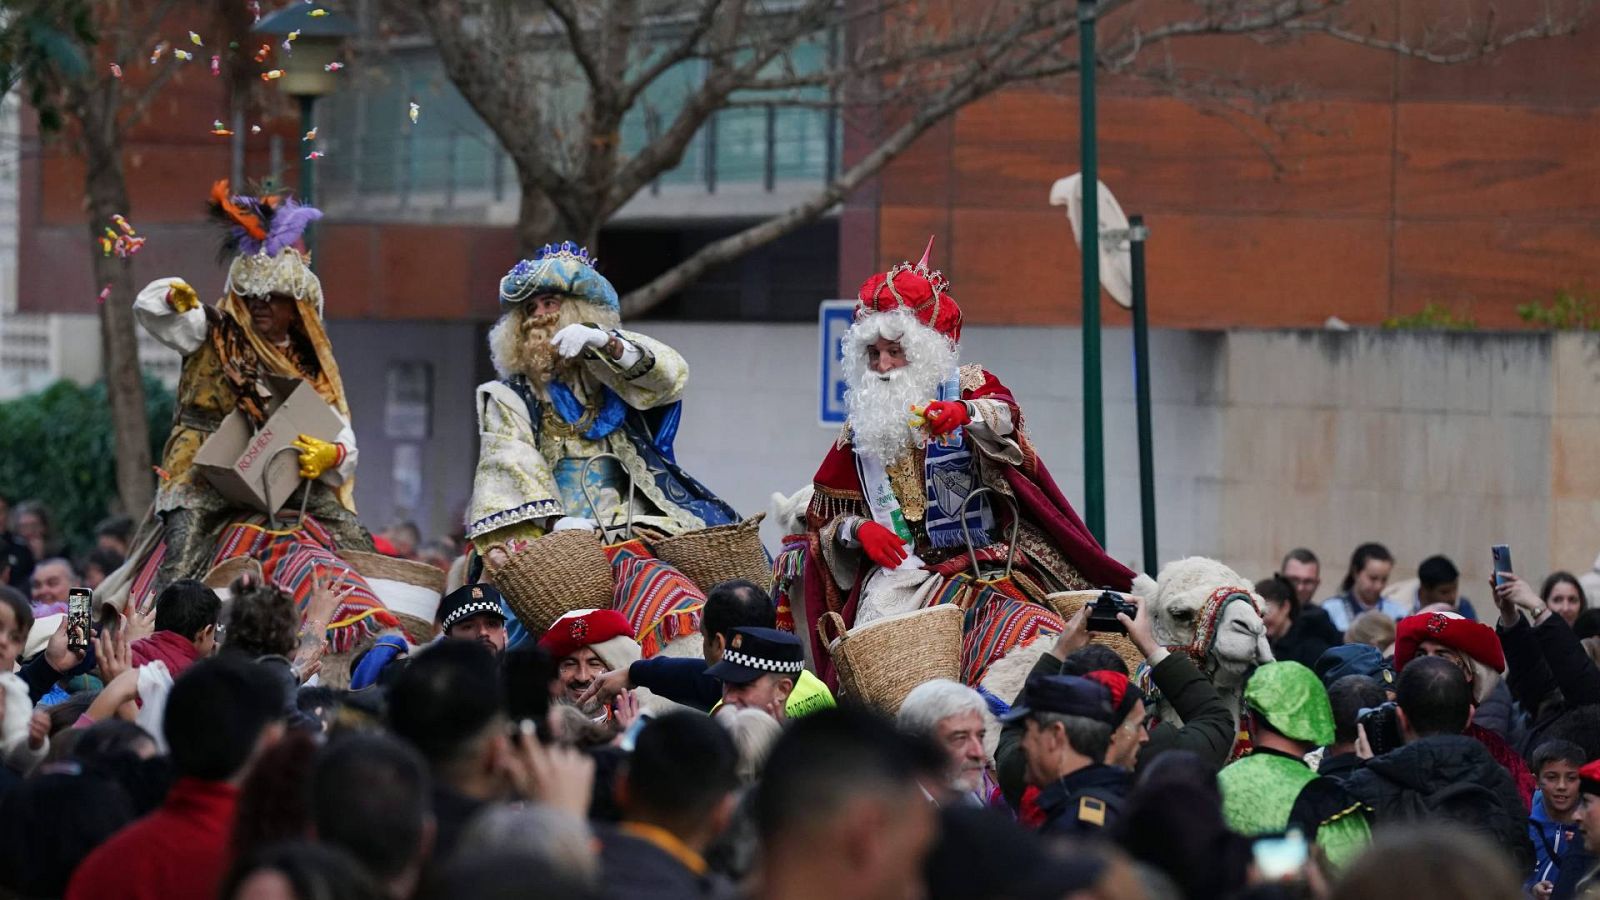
[194,375,346,515]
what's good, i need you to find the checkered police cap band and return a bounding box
[721,649,803,675]
[443,600,503,631]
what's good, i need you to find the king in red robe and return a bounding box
[794,240,1135,681]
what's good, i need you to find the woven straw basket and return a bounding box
[1045,590,1146,674]
[819,604,964,716]
[652,513,771,592]
[490,528,614,635]
[341,550,447,646]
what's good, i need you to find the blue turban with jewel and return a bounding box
[498,241,619,313]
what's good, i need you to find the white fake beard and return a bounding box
[843,310,958,463]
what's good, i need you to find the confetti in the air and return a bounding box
[174,49,193,61]
[408,102,420,124]
[101,215,146,258]
[324,61,344,72]
[110,63,123,78]
[303,127,318,141]
[305,150,326,160]
[254,43,271,62]
[262,69,284,81]
[98,285,112,305]
[210,55,221,76]
[188,31,202,46]
[211,120,234,135]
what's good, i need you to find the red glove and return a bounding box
[921,400,971,436]
[855,521,909,569]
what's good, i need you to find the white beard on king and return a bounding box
[841,309,960,464]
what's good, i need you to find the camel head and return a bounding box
[1149,556,1274,690]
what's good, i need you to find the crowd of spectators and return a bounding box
[3,512,1600,899]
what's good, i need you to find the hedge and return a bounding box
[0,376,175,557]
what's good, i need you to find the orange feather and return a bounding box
[209,178,267,241]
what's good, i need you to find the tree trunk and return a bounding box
[514,170,607,258]
[83,131,153,518]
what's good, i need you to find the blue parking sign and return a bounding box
[818,300,855,427]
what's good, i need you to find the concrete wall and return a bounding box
[335,320,1600,596]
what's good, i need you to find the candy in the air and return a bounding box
[262,69,284,81]
[324,61,344,71]
[211,120,234,135]
[408,102,420,124]
[174,49,193,61]
[305,150,326,160]
[188,31,202,46]
[110,63,123,78]
[303,127,318,141]
[210,55,220,76]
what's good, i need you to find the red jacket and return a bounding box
[66,778,239,900]
[129,631,201,676]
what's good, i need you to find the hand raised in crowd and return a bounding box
[1491,572,1546,627]
[501,722,595,818]
[27,710,49,751]
[44,616,86,675]
[85,668,141,724]
[93,614,132,684]
[577,668,631,711]
[1051,603,1091,661]
[125,603,157,643]
[1116,594,1165,664]
[611,689,641,735]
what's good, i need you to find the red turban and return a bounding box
[1393,611,1505,673]
[855,236,963,343]
[538,608,634,661]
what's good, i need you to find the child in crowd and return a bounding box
[0,586,48,781]
[1529,739,1586,894]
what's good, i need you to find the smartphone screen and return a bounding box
[1491,544,1513,587]
[1253,829,1308,881]
[66,588,92,654]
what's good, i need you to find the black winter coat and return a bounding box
[1342,734,1533,870]
[1271,606,1342,670]
[1498,614,1600,757]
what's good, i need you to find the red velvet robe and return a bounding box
[798,367,1134,684]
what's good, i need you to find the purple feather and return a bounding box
[263,197,323,257]
[232,197,269,255]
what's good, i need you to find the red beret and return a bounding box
[538,609,634,661]
[1393,612,1505,673]
[1581,759,1600,797]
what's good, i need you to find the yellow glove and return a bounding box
[166,280,199,314]
[291,434,344,480]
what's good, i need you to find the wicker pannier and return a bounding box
[818,604,964,716]
[341,550,447,646]
[1045,590,1146,674]
[651,513,771,592]
[490,528,614,635]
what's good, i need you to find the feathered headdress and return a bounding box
[207,179,325,317]
[207,179,322,259]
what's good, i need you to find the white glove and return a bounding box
[551,323,610,359]
[551,516,598,533]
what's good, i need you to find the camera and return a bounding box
[1357,701,1403,757]
[1085,590,1137,634]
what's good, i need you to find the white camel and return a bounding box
[1144,556,1274,729]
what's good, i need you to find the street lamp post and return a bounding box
[253,6,356,266]
[1077,0,1104,544]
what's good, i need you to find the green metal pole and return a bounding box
[298,93,317,268]
[1078,0,1105,544]
[1130,215,1157,574]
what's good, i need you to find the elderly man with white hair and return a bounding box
[897,678,995,806]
